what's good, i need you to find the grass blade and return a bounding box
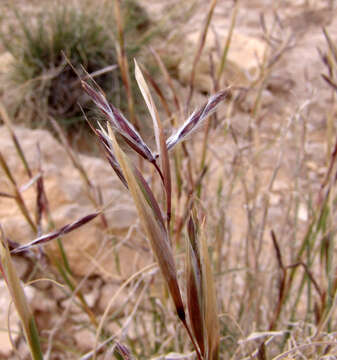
[200,222,220,360]
[0,230,43,360]
[186,215,205,356]
[134,60,172,225]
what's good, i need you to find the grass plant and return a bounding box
[0,0,150,131]
[0,0,337,359]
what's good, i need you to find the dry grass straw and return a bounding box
[0,229,43,360]
[186,0,218,110]
[113,0,138,129]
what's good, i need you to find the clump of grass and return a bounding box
[0,0,150,130]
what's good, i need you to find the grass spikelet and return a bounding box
[95,127,129,189]
[11,211,100,254]
[82,81,155,163]
[166,90,229,151]
[115,342,135,360]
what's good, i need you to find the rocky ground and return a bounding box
[0,0,337,358]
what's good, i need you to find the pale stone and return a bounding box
[73,328,96,352]
[298,203,309,222]
[0,280,35,357]
[97,282,127,314]
[0,52,14,75]
[0,126,149,278]
[12,257,29,279]
[239,89,274,112]
[178,31,267,93]
[31,289,55,313]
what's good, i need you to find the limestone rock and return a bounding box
[0,280,35,357]
[73,328,96,352]
[238,89,274,112]
[0,126,149,278]
[177,31,267,93]
[0,52,14,75]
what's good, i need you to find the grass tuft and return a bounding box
[0,0,150,131]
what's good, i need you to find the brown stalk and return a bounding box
[35,145,45,232]
[200,221,220,360]
[215,0,239,91]
[0,102,32,178]
[113,0,138,129]
[186,215,205,356]
[0,152,37,233]
[173,166,208,245]
[269,230,287,331]
[286,262,323,300]
[186,0,218,111]
[322,74,337,92]
[139,64,172,118]
[150,47,182,116]
[0,192,15,199]
[323,28,337,66]
[269,228,325,331]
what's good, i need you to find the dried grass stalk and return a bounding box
[186,216,205,356]
[200,222,220,360]
[0,230,43,360]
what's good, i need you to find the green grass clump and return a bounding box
[0,0,150,130]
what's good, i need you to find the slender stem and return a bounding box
[181,319,203,360]
[152,160,172,228]
[152,160,164,183]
